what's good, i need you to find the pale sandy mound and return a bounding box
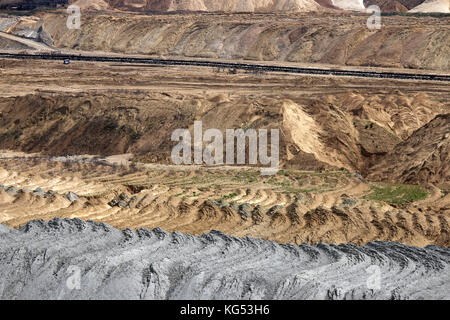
[101,0,322,12]
[0,189,14,203]
[332,0,365,10]
[282,100,347,169]
[71,0,110,10]
[202,0,323,11]
[410,0,449,12]
[168,0,207,11]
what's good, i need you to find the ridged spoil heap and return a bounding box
[0,218,448,299]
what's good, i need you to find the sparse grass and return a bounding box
[266,177,292,187]
[364,183,428,205]
[232,170,259,183]
[278,170,291,177]
[222,192,238,200]
[216,192,238,202]
[179,191,201,200]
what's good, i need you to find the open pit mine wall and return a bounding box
[0,218,449,300]
[0,0,68,10]
[1,0,322,12]
[37,14,449,71]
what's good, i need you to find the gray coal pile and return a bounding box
[0,218,448,300]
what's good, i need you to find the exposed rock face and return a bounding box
[397,0,427,8]
[0,218,448,300]
[82,0,323,12]
[37,13,450,71]
[0,16,20,32]
[368,114,450,187]
[0,0,323,11]
[37,25,54,46]
[0,0,68,10]
[0,84,446,173]
[2,0,444,12]
[364,0,430,11]
[363,0,409,11]
[65,191,79,202]
[1,0,446,12]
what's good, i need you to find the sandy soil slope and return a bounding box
[2,12,449,71]
[71,0,109,10]
[44,12,450,71]
[0,34,33,50]
[368,114,449,187]
[0,155,448,247]
[0,53,447,249]
[314,0,339,9]
[0,8,448,302]
[0,31,52,50]
[332,0,365,10]
[363,0,409,12]
[0,58,448,175]
[364,0,428,10]
[0,218,448,300]
[101,0,324,12]
[410,0,449,12]
[2,0,323,12]
[3,0,443,12]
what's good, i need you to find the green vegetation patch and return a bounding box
[364,183,428,205]
[216,193,238,202]
[266,177,293,187]
[233,170,260,182]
